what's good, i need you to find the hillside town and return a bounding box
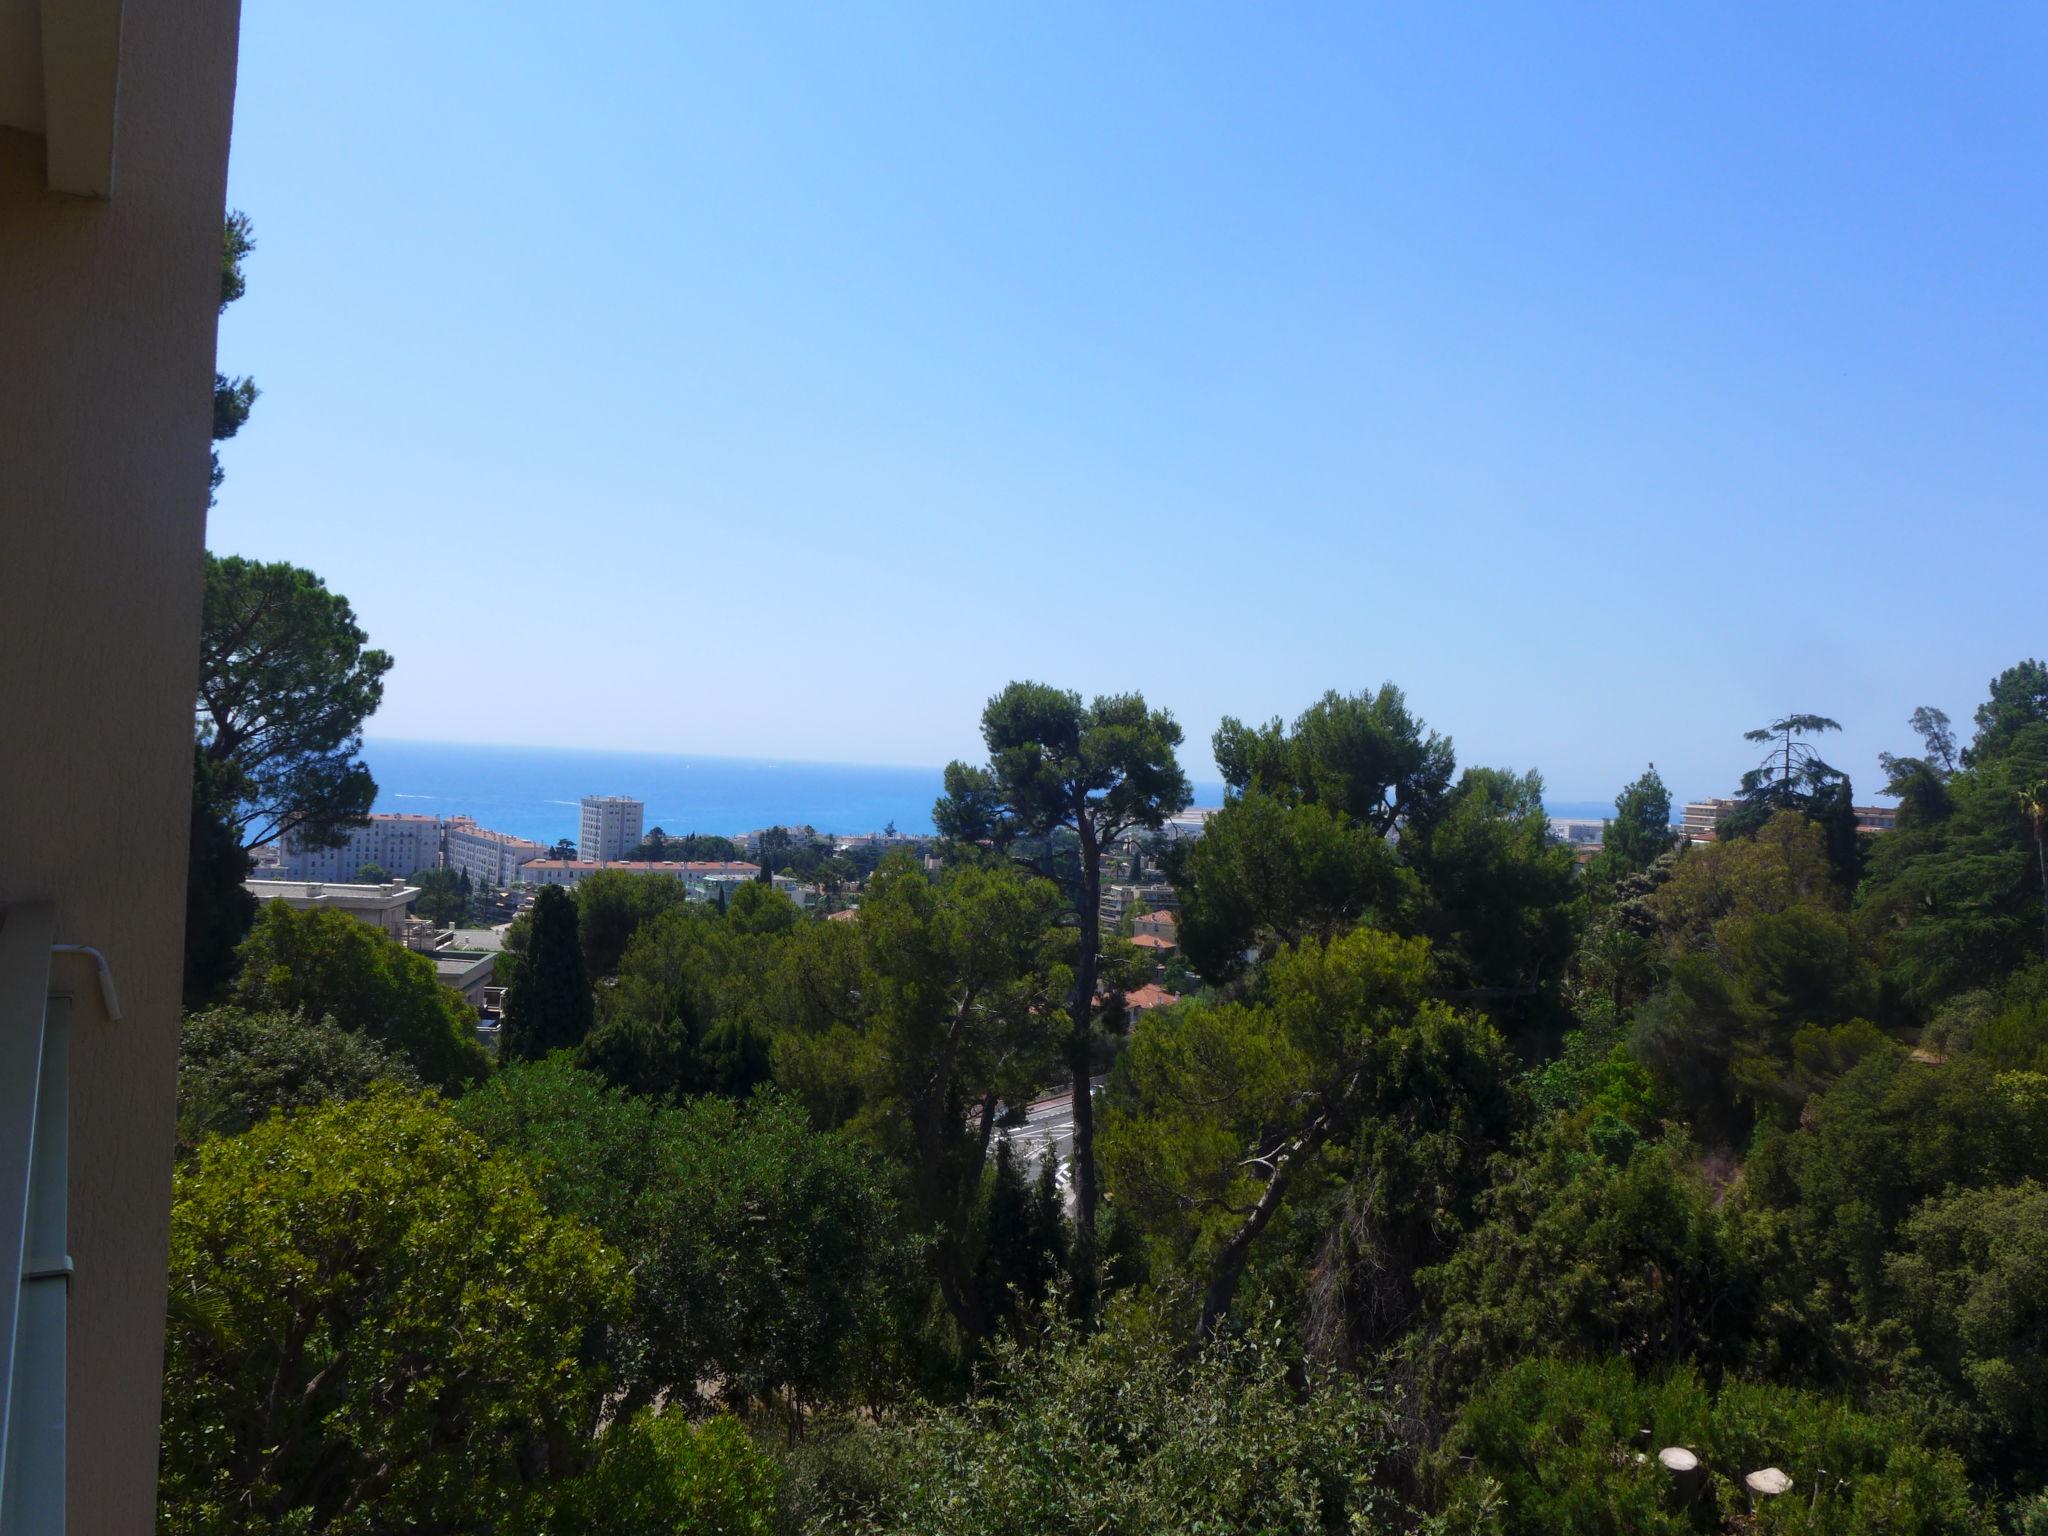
[239,787,1909,1038]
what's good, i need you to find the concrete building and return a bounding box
[1548,818,1607,846]
[773,875,821,909]
[1161,808,1219,842]
[579,795,644,863]
[740,825,821,856]
[243,881,422,941]
[1101,882,1178,928]
[517,859,760,892]
[0,6,245,1523]
[274,812,444,882]
[444,816,547,889]
[1681,798,1740,843]
[1855,805,1901,834]
[430,950,498,1012]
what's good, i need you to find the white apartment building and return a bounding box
[1681,798,1740,843]
[272,813,444,882]
[443,816,548,889]
[1548,818,1607,846]
[518,858,760,892]
[579,795,644,863]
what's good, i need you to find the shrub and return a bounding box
[1438,1357,1991,1536]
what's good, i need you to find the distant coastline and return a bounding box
[364,736,1613,848]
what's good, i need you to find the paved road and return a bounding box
[997,1076,1108,1187]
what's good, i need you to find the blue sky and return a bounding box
[210,3,2046,805]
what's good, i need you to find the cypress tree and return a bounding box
[500,885,593,1060]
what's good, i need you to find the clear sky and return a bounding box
[210,3,2046,805]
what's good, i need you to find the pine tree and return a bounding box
[500,885,593,1061]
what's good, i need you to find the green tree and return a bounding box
[775,858,1070,1337]
[1744,1051,2048,1316]
[628,827,743,863]
[501,884,594,1061]
[1602,763,1674,873]
[2022,776,2048,961]
[727,879,798,935]
[1719,713,1860,880]
[1880,706,1963,829]
[935,682,1190,1265]
[1176,689,1575,1035]
[1438,1356,1991,1536]
[1172,790,1415,982]
[1858,719,2048,1006]
[159,1091,627,1535]
[459,1060,903,1418]
[196,554,393,852]
[1414,1131,1754,1413]
[1211,682,1455,835]
[183,747,256,1006]
[576,900,775,1102]
[1102,926,1517,1339]
[231,902,488,1089]
[1965,659,2048,769]
[575,869,689,977]
[352,860,391,884]
[554,1412,780,1536]
[801,1306,1403,1536]
[408,865,466,925]
[210,210,259,502]
[1401,765,1581,1036]
[978,1142,1069,1332]
[1626,814,1874,1140]
[1881,1180,2048,1474]
[176,1005,417,1152]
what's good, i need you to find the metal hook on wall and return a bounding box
[49,944,121,1021]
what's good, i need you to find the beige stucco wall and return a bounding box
[0,0,241,1527]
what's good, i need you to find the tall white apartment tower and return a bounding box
[579,794,644,862]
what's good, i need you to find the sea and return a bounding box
[364,737,1232,847]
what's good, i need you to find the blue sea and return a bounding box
[365,737,1231,847]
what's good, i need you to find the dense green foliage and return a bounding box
[458,1059,904,1416]
[936,681,1192,1271]
[632,827,744,862]
[160,1092,627,1535]
[165,662,2048,1534]
[1174,687,1576,1042]
[210,210,259,501]
[501,884,594,1061]
[788,1308,1407,1536]
[196,554,392,853]
[1438,1356,1989,1535]
[557,1413,781,1535]
[183,746,256,1006]
[231,902,488,1088]
[176,1005,417,1150]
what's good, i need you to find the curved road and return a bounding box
[997,1076,1107,1191]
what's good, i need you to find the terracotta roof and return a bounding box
[1129,933,1174,949]
[1140,909,1177,924]
[827,907,860,922]
[1126,984,1180,1010]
